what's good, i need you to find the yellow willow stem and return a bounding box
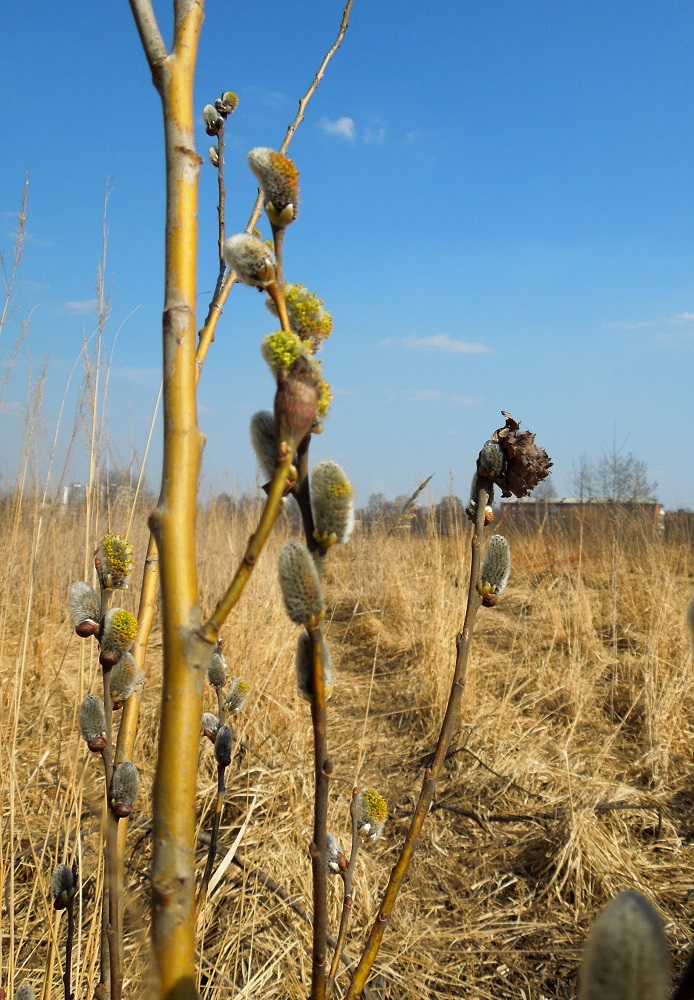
[129,2,206,997]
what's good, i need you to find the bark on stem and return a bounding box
[309,626,330,1000]
[344,487,489,999]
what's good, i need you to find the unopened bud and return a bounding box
[201,712,219,742]
[214,725,233,767]
[99,608,137,667]
[278,542,324,627]
[296,630,333,702]
[208,146,219,168]
[247,147,300,228]
[110,761,139,818]
[224,678,250,714]
[14,982,36,1000]
[579,890,669,1000]
[79,694,107,752]
[311,460,354,550]
[203,103,224,135]
[250,410,277,481]
[96,533,133,591]
[68,581,101,637]
[109,651,140,708]
[477,535,511,607]
[50,863,75,910]
[223,233,277,288]
[355,788,387,843]
[326,832,348,874]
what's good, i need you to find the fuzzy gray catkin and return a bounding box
[355,787,388,843]
[225,678,250,713]
[68,581,101,636]
[250,410,277,480]
[214,725,233,767]
[247,147,300,227]
[201,713,219,741]
[110,762,140,818]
[222,234,276,288]
[278,541,324,626]
[50,863,75,909]
[310,460,354,548]
[109,651,140,707]
[208,650,227,688]
[14,983,36,1000]
[296,630,333,702]
[326,832,346,874]
[79,694,107,751]
[477,534,511,606]
[579,890,670,1000]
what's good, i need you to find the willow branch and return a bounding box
[194,760,227,919]
[309,626,330,1000]
[345,488,489,999]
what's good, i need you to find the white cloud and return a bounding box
[318,116,356,141]
[671,311,694,324]
[402,334,492,355]
[362,122,386,144]
[63,298,98,315]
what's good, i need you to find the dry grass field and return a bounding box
[1,491,693,998]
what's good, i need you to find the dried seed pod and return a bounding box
[579,890,669,1000]
[311,460,354,550]
[296,630,333,702]
[110,761,139,818]
[96,532,134,590]
[223,233,277,288]
[489,412,552,498]
[278,542,324,627]
[201,713,219,742]
[247,147,300,228]
[355,787,387,843]
[78,694,107,752]
[477,535,511,607]
[208,649,227,689]
[250,410,277,480]
[224,678,250,714]
[326,832,348,874]
[50,863,75,910]
[214,725,233,767]
[68,581,101,637]
[109,651,140,708]
[99,608,137,667]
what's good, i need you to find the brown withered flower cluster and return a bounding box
[477,411,552,498]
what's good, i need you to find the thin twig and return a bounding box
[195,760,228,919]
[310,626,330,1000]
[345,485,490,999]
[327,787,360,991]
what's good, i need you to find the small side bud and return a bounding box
[311,460,354,550]
[78,694,107,752]
[224,678,250,714]
[201,713,219,742]
[296,630,333,702]
[579,890,669,1000]
[278,542,325,627]
[250,410,277,481]
[477,535,511,606]
[208,649,227,689]
[96,532,134,590]
[247,147,300,228]
[223,234,276,288]
[68,581,101,637]
[326,832,348,874]
[214,725,233,767]
[355,788,388,843]
[110,761,139,819]
[109,651,141,708]
[50,863,75,910]
[99,608,138,667]
[208,146,219,168]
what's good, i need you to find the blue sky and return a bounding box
[1,2,693,508]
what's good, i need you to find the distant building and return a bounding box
[499,496,665,531]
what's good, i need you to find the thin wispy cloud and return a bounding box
[604,320,657,331]
[63,299,98,315]
[319,116,356,141]
[0,400,21,415]
[402,389,479,405]
[402,334,492,355]
[362,120,386,144]
[111,365,161,388]
[671,311,694,324]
